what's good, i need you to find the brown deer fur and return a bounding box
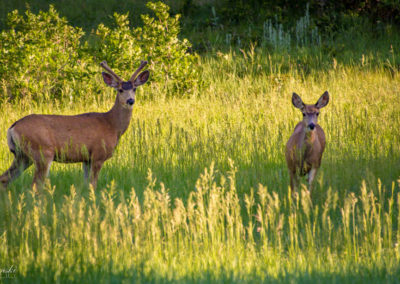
[285,91,329,193]
[0,61,149,190]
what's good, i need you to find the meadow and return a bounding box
[0,2,400,283]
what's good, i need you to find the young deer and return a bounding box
[0,60,149,190]
[285,91,329,193]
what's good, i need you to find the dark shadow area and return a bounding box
[0,0,399,66]
[8,261,400,283]
[0,0,151,32]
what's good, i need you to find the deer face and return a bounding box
[102,69,149,110]
[301,105,320,131]
[117,81,136,109]
[292,91,329,131]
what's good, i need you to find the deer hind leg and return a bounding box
[89,160,104,189]
[83,161,91,181]
[0,153,32,189]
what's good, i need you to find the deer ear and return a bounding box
[315,91,329,108]
[292,93,304,109]
[102,72,119,88]
[133,71,150,86]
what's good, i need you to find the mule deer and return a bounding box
[0,60,149,190]
[285,91,329,193]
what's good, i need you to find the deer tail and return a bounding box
[7,124,19,155]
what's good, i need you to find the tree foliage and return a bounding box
[0,2,199,102]
[92,1,198,96]
[213,0,400,28]
[0,6,85,101]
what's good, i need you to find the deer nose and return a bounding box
[308,123,315,130]
[126,98,135,105]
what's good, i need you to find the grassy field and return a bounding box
[0,2,400,282]
[0,46,399,282]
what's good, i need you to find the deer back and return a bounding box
[10,113,119,162]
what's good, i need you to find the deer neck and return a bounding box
[298,122,316,150]
[106,98,133,137]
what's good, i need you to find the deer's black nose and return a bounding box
[308,123,315,130]
[127,98,135,105]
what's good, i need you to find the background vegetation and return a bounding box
[0,0,399,283]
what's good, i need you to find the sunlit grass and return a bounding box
[1,166,399,282]
[0,50,399,282]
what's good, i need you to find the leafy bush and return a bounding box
[140,2,199,95]
[0,2,199,102]
[92,1,199,96]
[0,5,88,102]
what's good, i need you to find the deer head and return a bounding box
[292,91,329,131]
[101,61,150,109]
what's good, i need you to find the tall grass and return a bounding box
[0,165,399,282]
[0,48,399,282]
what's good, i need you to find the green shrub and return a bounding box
[0,5,88,102]
[92,1,199,97]
[0,2,199,102]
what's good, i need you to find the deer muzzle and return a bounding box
[126,98,135,106]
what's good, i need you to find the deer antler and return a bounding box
[130,60,148,82]
[100,61,123,82]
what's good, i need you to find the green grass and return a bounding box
[0,48,399,282]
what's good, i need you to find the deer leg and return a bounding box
[89,160,104,189]
[0,154,32,189]
[32,154,53,190]
[289,170,299,193]
[307,168,318,193]
[83,161,91,181]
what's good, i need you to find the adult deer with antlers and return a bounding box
[285,91,329,193]
[0,60,149,190]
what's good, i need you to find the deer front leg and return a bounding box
[289,170,299,194]
[32,155,53,190]
[0,154,32,189]
[307,167,318,193]
[89,160,104,189]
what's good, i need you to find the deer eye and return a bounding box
[118,89,123,93]
[302,113,305,117]
[316,113,319,116]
